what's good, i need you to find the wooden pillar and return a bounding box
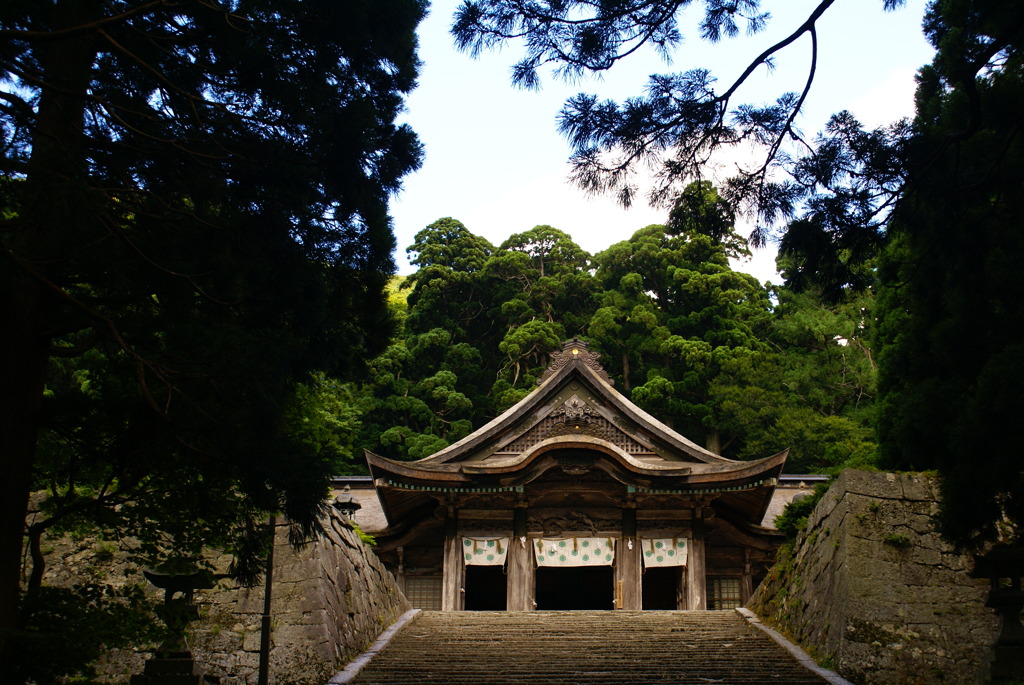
[396,546,407,596]
[740,548,753,606]
[617,507,641,609]
[441,506,463,611]
[506,505,534,611]
[686,518,707,610]
[677,567,687,610]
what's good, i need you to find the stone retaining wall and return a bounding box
[37,506,408,684]
[749,470,999,684]
[188,510,410,684]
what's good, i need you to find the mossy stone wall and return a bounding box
[187,509,410,684]
[749,470,999,684]
[45,506,409,684]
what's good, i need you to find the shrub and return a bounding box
[775,482,831,539]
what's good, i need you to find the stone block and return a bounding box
[233,587,261,615]
[70,509,410,685]
[235,651,259,671]
[203,651,238,671]
[900,562,932,587]
[916,538,948,559]
[899,473,939,502]
[274,561,316,585]
[286,609,329,626]
[241,629,262,653]
[840,470,901,500]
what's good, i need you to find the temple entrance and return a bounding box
[642,567,682,610]
[535,567,614,610]
[464,565,507,610]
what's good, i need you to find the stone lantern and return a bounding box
[333,484,361,523]
[971,544,1024,683]
[131,569,215,684]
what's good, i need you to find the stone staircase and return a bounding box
[345,610,830,684]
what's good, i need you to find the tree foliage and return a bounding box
[0,0,425,658]
[876,0,1024,547]
[450,0,1024,549]
[12,582,162,684]
[358,219,595,460]
[359,182,876,472]
[404,217,496,338]
[589,183,773,451]
[715,282,877,473]
[359,330,477,460]
[452,0,909,230]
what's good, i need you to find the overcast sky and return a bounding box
[390,0,935,283]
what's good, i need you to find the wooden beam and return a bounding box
[457,509,515,520]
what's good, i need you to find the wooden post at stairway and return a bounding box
[441,506,463,611]
[395,546,407,596]
[741,548,753,606]
[506,504,535,611]
[617,507,642,609]
[687,517,707,610]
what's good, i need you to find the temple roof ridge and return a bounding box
[372,338,768,469]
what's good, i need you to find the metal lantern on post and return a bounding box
[333,484,361,523]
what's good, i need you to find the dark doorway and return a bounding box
[535,567,614,610]
[642,567,681,610]
[464,565,507,610]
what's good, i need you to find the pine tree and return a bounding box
[0,0,425,657]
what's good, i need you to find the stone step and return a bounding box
[346,611,829,685]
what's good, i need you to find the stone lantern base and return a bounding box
[130,654,213,684]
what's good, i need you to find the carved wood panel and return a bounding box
[500,414,652,456]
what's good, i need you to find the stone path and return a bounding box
[343,610,831,684]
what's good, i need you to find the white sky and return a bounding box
[390,0,935,283]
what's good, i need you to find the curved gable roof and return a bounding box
[407,339,728,467]
[365,342,791,528]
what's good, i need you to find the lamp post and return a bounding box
[256,515,276,685]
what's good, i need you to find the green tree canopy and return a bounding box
[0,0,425,657]
[876,0,1024,547]
[590,183,773,452]
[487,225,597,408]
[713,280,877,473]
[364,219,599,447]
[359,330,477,461]
[404,217,496,338]
[360,191,878,484]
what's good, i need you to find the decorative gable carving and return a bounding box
[537,339,613,385]
[553,395,600,426]
[495,412,654,458]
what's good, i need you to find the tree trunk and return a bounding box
[706,429,722,455]
[0,1,99,666]
[24,521,52,604]
[0,287,50,669]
